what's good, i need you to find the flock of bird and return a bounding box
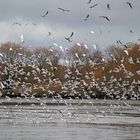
[39,1,133,24]
[11,0,136,46]
[0,41,139,100]
[0,1,140,128]
[0,1,139,100]
[40,1,133,41]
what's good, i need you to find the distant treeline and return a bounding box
[0,42,140,99]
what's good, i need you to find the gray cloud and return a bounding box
[0,0,140,49]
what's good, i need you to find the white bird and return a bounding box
[18,53,23,56]
[65,60,69,64]
[9,48,13,51]
[93,44,97,50]
[20,34,24,43]
[0,82,5,89]
[0,53,3,57]
[53,42,58,46]
[75,53,79,58]
[59,45,65,52]
[82,53,86,57]
[84,44,88,49]
[76,43,81,46]
[124,50,129,55]
[49,49,53,52]
[90,30,95,34]
[102,58,106,62]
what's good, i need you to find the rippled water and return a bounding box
[0,99,140,140]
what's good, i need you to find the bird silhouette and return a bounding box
[126,2,133,9]
[65,37,72,42]
[47,32,52,36]
[129,30,134,33]
[116,40,123,44]
[70,32,74,38]
[107,4,111,10]
[13,22,22,26]
[42,11,49,17]
[90,4,98,8]
[124,50,129,55]
[100,16,110,21]
[20,34,24,43]
[58,7,70,12]
[85,14,90,21]
[65,32,74,42]
[87,0,92,4]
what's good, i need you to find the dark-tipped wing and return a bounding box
[90,4,98,8]
[58,7,70,12]
[105,16,110,21]
[70,32,74,38]
[42,11,49,17]
[85,14,89,21]
[107,4,111,9]
[87,0,92,4]
[100,16,110,21]
[126,2,133,8]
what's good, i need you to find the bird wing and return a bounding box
[127,2,132,8]
[105,17,110,21]
[85,14,89,20]
[90,4,98,8]
[100,16,110,21]
[58,7,70,12]
[42,11,48,17]
[65,37,72,42]
[70,32,74,38]
[87,0,91,4]
[58,7,65,11]
[107,4,110,9]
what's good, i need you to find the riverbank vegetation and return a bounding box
[0,42,140,99]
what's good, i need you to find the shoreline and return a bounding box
[1,98,140,106]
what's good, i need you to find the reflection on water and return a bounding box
[0,99,140,140]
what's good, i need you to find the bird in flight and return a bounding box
[129,30,134,33]
[69,32,74,38]
[107,4,111,10]
[124,50,129,55]
[116,40,129,48]
[100,16,110,21]
[126,2,133,9]
[84,14,90,21]
[42,11,49,17]
[47,32,52,37]
[20,34,24,43]
[13,22,22,26]
[87,0,92,4]
[58,7,70,12]
[90,4,98,8]
[65,32,74,42]
[116,40,123,44]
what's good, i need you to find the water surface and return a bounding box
[0,99,140,140]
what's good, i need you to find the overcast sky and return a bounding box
[0,0,140,49]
